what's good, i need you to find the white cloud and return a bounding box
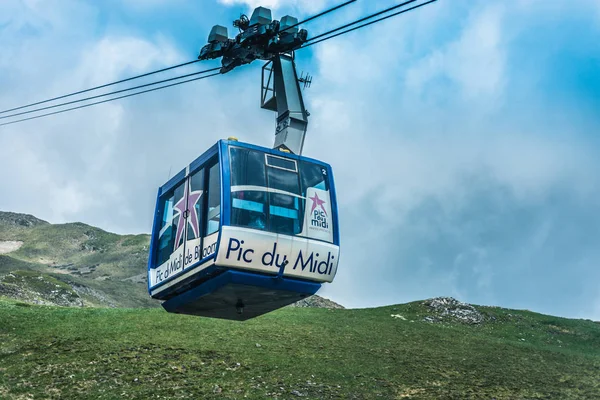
[76,36,181,87]
[219,0,284,10]
[218,0,330,15]
[0,2,188,230]
[0,137,96,221]
[121,0,182,9]
[406,3,505,100]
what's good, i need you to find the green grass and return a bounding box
[0,299,598,399]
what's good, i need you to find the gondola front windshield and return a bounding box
[229,146,333,243]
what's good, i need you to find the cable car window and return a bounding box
[267,167,301,235]
[205,162,221,235]
[299,161,334,243]
[231,148,266,187]
[267,166,299,193]
[186,169,204,241]
[300,161,329,194]
[156,182,186,266]
[230,148,268,230]
[229,147,330,238]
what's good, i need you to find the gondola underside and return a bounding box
[161,269,321,320]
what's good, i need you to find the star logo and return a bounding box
[172,184,203,251]
[309,193,327,216]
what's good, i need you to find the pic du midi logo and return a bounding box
[309,192,329,229]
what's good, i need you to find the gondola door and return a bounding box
[180,160,221,271]
[180,167,205,274]
[151,180,189,287]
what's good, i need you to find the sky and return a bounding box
[1,0,600,320]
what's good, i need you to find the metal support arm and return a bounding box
[261,54,308,155]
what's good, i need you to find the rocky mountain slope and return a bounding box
[0,211,342,309]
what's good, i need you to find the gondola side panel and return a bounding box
[215,226,339,282]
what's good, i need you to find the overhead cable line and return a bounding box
[1,0,440,127]
[302,0,438,49]
[0,67,221,121]
[1,0,356,118]
[304,0,418,44]
[0,72,221,127]
[0,59,202,115]
[277,0,357,35]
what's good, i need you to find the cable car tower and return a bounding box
[147,6,340,320]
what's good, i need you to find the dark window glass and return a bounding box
[267,167,301,235]
[267,167,300,193]
[266,155,297,171]
[231,147,266,187]
[230,148,268,230]
[300,161,329,194]
[232,191,267,230]
[157,182,185,266]
[205,162,221,235]
[269,192,300,235]
[187,169,204,240]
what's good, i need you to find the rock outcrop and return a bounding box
[0,271,83,307]
[422,297,484,324]
[290,295,344,309]
[0,211,49,228]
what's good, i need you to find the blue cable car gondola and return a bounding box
[148,7,341,320]
[147,139,339,320]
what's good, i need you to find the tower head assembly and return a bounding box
[199,7,308,74]
[198,6,311,155]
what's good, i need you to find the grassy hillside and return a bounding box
[1,298,598,399]
[0,211,157,308]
